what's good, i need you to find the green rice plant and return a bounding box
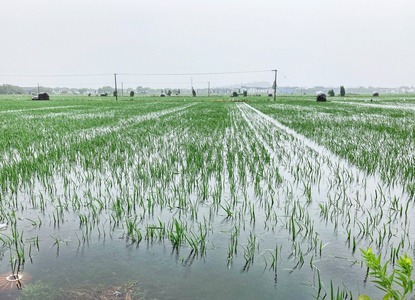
[269,244,278,271]
[220,201,233,219]
[125,216,142,243]
[185,231,199,254]
[26,218,37,227]
[330,280,353,300]
[243,232,257,264]
[302,180,312,203]
[316,268,323,297]
[170,218,186,248]
[50,235,61,247]
[197,222,207,256]
[0,233,12,246]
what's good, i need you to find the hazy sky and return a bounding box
[1,0,414,89]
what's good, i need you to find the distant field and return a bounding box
[0,94,414,299]
[1,92,415,101]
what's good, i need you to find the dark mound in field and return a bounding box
[373,92,379,97]
[32,93,50,100]
[316,92,327,102]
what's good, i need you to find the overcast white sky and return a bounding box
[1,0,414,89]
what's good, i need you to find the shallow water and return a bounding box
[0,100,413,299]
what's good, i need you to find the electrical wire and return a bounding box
[0,70,272,77]
[118,70,271,76]
[0,74,112,77]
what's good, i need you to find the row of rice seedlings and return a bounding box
[251,100,415,196]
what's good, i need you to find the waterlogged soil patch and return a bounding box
[20,281,147,300]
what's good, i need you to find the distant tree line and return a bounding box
[0,84,25,94]
[98,86,114,94]
[327,86,345,97]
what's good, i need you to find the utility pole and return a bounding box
[114,73,118,101]
[121,82,124,97]
[208,82,210,97]
[272,69,277,101]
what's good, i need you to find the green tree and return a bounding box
[243,90,248,97]
[232,91,238,97]
[167,89,172,96]
[340,86,346,97]
[192,88,197,97]
[98,86,114,94]
[31,86,53,94]
[130,91,135,97]
[328,89,335,97]
[0,84,25,94]
[78,88,88,95]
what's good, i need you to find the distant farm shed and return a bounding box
[32,92,50,100]
[316,92,327,102]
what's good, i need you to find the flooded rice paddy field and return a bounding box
[0,95,414,299]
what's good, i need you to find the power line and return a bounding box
[0,70,271,77]
[0,74,112,77]
[119,70,271,76]
[121,81,209,84]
